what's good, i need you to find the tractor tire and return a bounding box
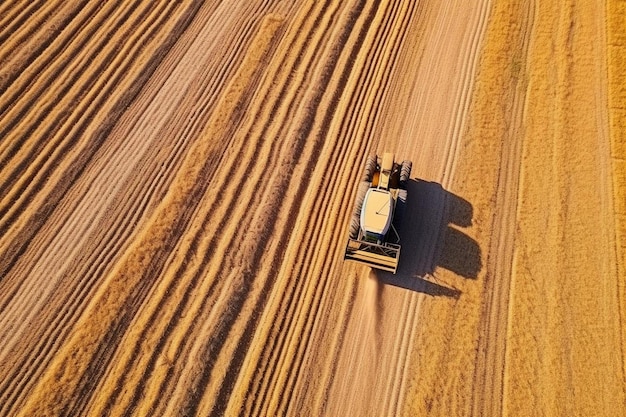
[362,156,377,183]
[400,160,412,188]
[349,181,370,239]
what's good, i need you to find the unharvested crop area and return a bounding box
[0,1,624,416]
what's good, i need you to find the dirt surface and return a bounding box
[0,1,624,416]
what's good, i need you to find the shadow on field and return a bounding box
[375,179,481,298]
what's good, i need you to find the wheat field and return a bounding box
[0,1,624,416]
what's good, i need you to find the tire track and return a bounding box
[323,0,492,415]
[349,2,492,415]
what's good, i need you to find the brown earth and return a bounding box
[0,1,624,416]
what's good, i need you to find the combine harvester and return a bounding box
[344,152,412,274]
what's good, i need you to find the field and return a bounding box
[0,1,624,416]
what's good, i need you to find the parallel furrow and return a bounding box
[0,0,190,280]
[82,11,291,416]
[242,2,424,415]
[0,0,182,320]
[0,1,89,93]
[3,2,205,412]
[241,1,356,412]
[8,5,288,412]
[0,0,128,165]
[0,133,196,413]
[244,0,381,412]
[0,0,158,216]
[0,0,36,30]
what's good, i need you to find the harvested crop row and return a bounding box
[233,2,422,415]
[0,1,199,277]
[0,1,206,414]
[10,2,290,409]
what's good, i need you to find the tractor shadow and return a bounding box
[375,179,481,298]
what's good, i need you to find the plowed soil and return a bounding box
[1,1,624,416]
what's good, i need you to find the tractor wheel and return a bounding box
[400,160,412,188]
[349,181,370,239]
[363,156,377,182]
